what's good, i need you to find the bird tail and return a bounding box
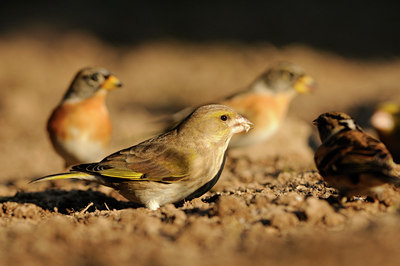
[30,172,98,184]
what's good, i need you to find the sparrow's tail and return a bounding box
[30,172,98,184]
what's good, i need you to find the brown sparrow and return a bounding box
[313,111,400,199]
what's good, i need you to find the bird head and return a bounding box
[250,62,316,94]
[313,111,362,142]
[63,67,122,101]
[178,104,253,144]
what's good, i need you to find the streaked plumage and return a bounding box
[313,111,400,198]
[34,104,253,210]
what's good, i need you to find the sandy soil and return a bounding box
[1,32,400,265]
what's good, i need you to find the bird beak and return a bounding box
[312,118,318,126]
[232,115,254,134]
[101,75,122,90]
[294,75,316,94]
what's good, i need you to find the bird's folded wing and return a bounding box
[72,143,191,182]
[317,131,394,175]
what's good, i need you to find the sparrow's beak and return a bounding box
[294,75,316,94]
[101,75,122,90]
[232,115,254,134]
[312,118,318,126]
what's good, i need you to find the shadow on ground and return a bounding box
[0,189,140,214]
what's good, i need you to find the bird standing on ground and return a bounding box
[166,62,315,148]
[313,111,400,199]
[47,67,122,168]
[34,104,253,210]
[370,102,400,163]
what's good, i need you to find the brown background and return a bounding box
[1,2,400,265]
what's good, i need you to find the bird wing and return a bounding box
[315,130,394,176]
[72,135,193,182]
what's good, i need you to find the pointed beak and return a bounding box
[101,74,122,90]
[312,118,318,126]
[294,75,316,94]
[232,115,254,134]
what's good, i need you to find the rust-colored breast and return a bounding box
[47,93,111,145]
[221,92,292,128]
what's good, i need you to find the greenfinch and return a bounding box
[370,102,400,163]
[313,111,400,199]
[33,104,253,210]
[47,67,122,168]
[166,62,315,148]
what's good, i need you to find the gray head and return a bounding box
[62,67,122,101]
[250,62,315,94]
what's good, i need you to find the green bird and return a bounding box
[33,104,253,210]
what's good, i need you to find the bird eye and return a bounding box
[90,74,99,81]
[220,115,228,121]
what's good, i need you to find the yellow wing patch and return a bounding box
[98,168,187,182]
[98,169,146,180]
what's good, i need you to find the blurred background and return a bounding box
[1,1,400,180]
[2,1,400,57]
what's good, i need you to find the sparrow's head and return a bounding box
[370,102,400,134]
[63,67,122,101]
[178,104,253,145]
[250,62,316,94]
[313,112,362,142]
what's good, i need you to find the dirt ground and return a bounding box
[1,31,400,266]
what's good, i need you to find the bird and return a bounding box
[313,111,400,199]
[47,67,122,168]
[165,62,315,148]
[33,104,253,210]
[370,102,400,163]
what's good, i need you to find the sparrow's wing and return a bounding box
[315,130,394,176]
